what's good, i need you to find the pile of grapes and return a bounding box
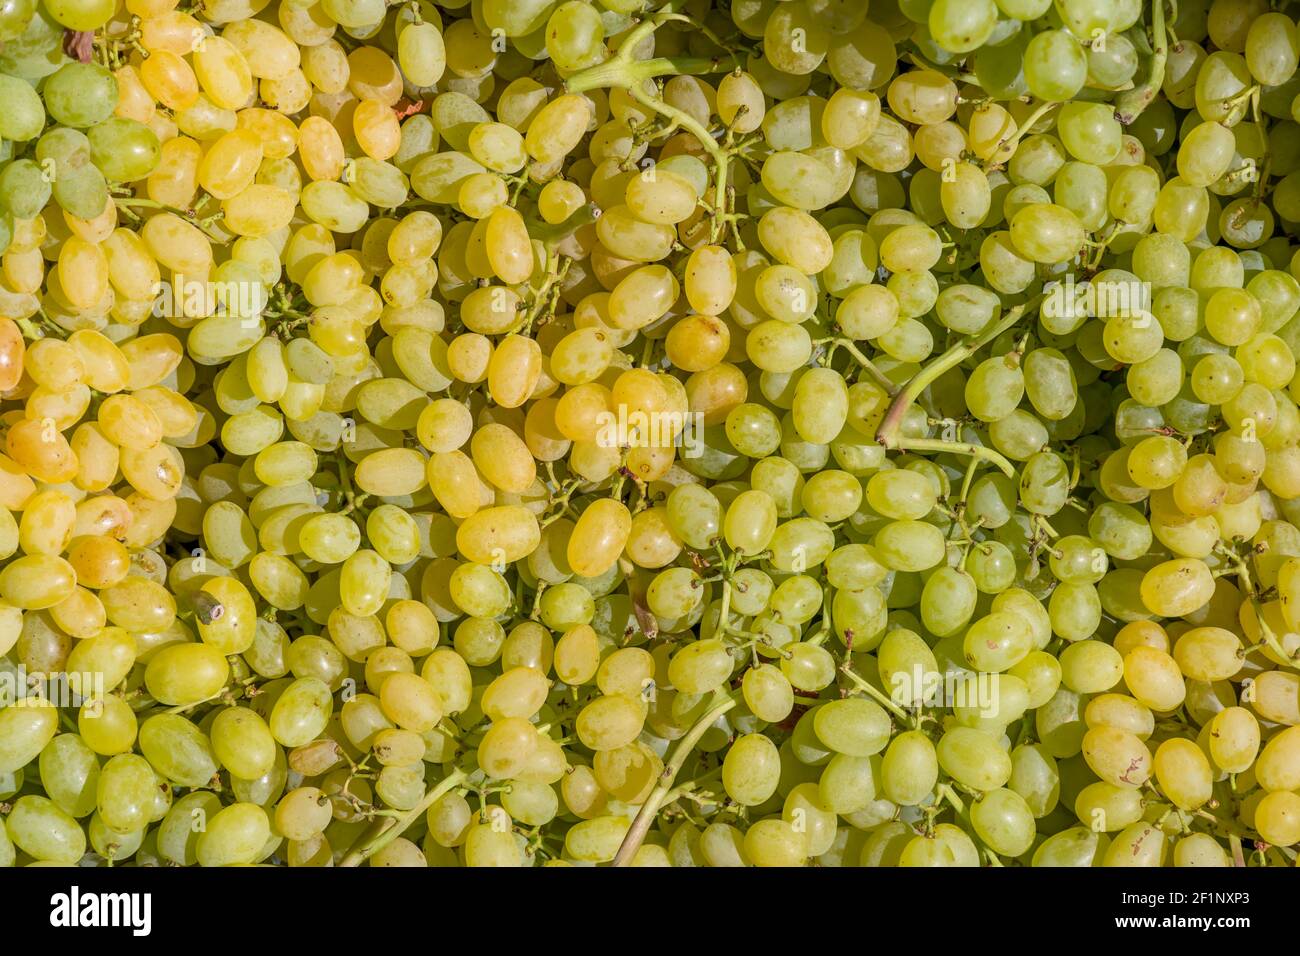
[1,0,1299,869]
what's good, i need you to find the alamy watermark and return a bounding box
[0,664,106,713]
[595,405,706,458]
[888,664,1000,717]
[1043,274,1153,324]
[151,274,266,325]
[49,887,151,936]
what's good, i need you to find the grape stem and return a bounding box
[564,54,735,92]
[1228,833,1247,867]
[994,100,1058,158]
[820,338,899,395]
[564,4,739,246]
[876,293,1044,462]
[839,663,911,722]
[562,0,741,96]
[162,690,227,715]
[540,479,583,527]
[17,314,69,341]
[1213,545,1299,660]
[894,437,1016,478]
[1114,0,1169,125]
[654,11,734,56]
[611,691,738,867]
[663,765,723,806]
[528,202,599,248]
[113,196,229,243]
[1250,601,1298,664]
[514,251,571,335]
[958,454,981,508]
[936,782,1003,866]
[1191,808,1252,842]
[716,573,734,638]
[338,766,469,866]
[623,83,733,245]
[333,452,366,516]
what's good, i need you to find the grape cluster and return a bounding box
[0,0,1299,869]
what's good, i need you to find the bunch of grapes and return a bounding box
[0,0,1299,868]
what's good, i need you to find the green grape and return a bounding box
[397,21,446,88]
[6,795,86,862]
[96,754,159,834]
[1019,451,1070,514]
[1177,121,1237,188]
[1024,30,1088,101]
[865,469,937,519]
[819,753,881,815]
[0,158,51,220]
[0,699,59,772]
[43,61,118,127]
[39,733,100,818]
[881,730,939,805]
[963,612,1034,672]
[1195,51,1253,125]
[1010,203,1086,263]
[1023,348,1078,420]
[1075,781,1145,831]
[764,2,829,76]
[196,802,271,867]
[1088,34,1139,89]
[926,0,996,52]
[0,72,44,140]
[970,788,1035,856]
[722,733,781,805]
[811,698,890,757]
[86,118,163,182]
[138,715,219,788]
[1057,102,1122,164]
[1033,827,1107,866]
[0,0,37,40]
[937,727,1013,791]
[1008,742,1060,817]
[966,541,1017,593]
[920,566,977,636]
